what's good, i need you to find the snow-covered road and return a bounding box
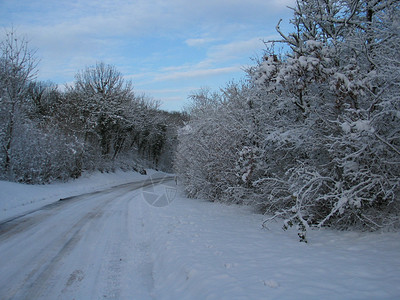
[0,178,170,299]
[1,171,400,299]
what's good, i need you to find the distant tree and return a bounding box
[27,80,60,120]
[65,62,136,159]
[175,86,256,201]
[64,62,180,173]
[156,110,188,171]
[0,32,182,182]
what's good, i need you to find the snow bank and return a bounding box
[0,170,155,222]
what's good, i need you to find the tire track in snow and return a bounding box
[0,178,168,299]
[3,191,118,299]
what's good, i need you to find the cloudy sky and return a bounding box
[0,0,295,111]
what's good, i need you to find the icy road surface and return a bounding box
[0,178,172,299]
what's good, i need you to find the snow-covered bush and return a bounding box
[9,120,83,183]
[175,0,400,239]
[175,86,258,202]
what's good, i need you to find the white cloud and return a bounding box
[3,0,295,37]
[185,38,218,47]
[139,88,195,95]
[154,66,241,82]
[192,36,276,69]
[208,38,266,61]
[127,36,272,85]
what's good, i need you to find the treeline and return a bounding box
[175,0,400,238]
[0,31,186,184]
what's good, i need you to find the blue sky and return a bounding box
[0,0,295,111]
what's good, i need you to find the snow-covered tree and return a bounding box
[175,85,262,202]
[65,62,136,159]
[0,30,182,183]
[64,62,182,173]
[251,0,400,236]
[0,30,84,183]
[0,29,38,179]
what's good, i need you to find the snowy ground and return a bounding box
[1,171,399,299]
